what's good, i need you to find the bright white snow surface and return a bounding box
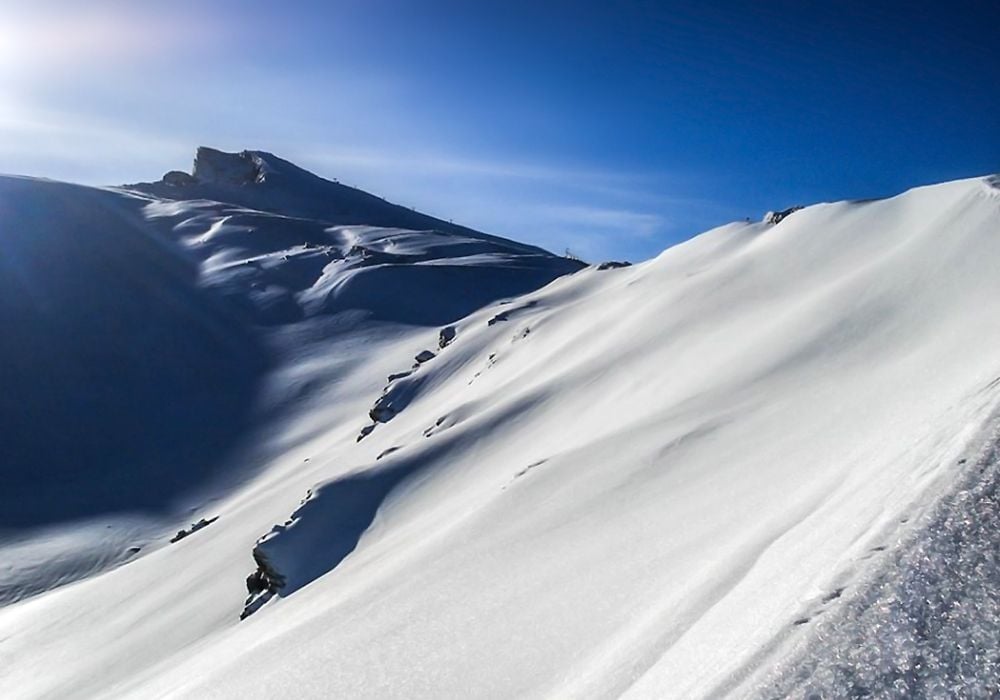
[1,156,999,698]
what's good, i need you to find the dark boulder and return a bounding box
[414,350,436,364]
[369,400,396,423]
[438,326,457,349]
[162,170,195,186]
[240,544,286,619]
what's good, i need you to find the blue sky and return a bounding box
[1,0,997,260]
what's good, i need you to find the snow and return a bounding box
[753,414,1000,698]
[0,153,997,699]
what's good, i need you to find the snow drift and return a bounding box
[0,153,997,699]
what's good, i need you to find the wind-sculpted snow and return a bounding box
[243,459,421,616]
[0,517,156,606]
[140,202,581,326]
[0,150,579,609]
[129,146,582,326]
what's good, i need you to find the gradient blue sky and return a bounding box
[2,0,997,260]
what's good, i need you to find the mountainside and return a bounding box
[0,149,581,605]
[0,159,997,698]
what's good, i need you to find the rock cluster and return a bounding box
[764,206,804,225]
[596,261,631,270]
[169,516,218,543]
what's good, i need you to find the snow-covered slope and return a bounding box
[0,163,997,698]
[0,150,581,605]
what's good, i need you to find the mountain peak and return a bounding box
[136,147,564,258]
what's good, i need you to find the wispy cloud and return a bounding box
[302,146,729,258]
[287,146,717,262]
[532,204,667,238]
[301,147,673,202]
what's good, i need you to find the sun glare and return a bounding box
[0,21,19,75]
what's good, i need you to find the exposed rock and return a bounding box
[369,398,396,424]
[162,170,195,186]
[423,415,448,438]
[488,300,538,326]
[193,147,263,186]
[514,459,547,479]
[438,326,457,349]
[596,261,631,270]
[764,206,804,225]
[245,569,269,595]
[169,516,219,543]
[414,350,436,364]
[240,544,286,619]
[363,349,433,439]
[377,446,401,460]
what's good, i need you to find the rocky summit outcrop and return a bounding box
[596,261,631,270]
[192,147,265,186]
[764,205,804,225]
